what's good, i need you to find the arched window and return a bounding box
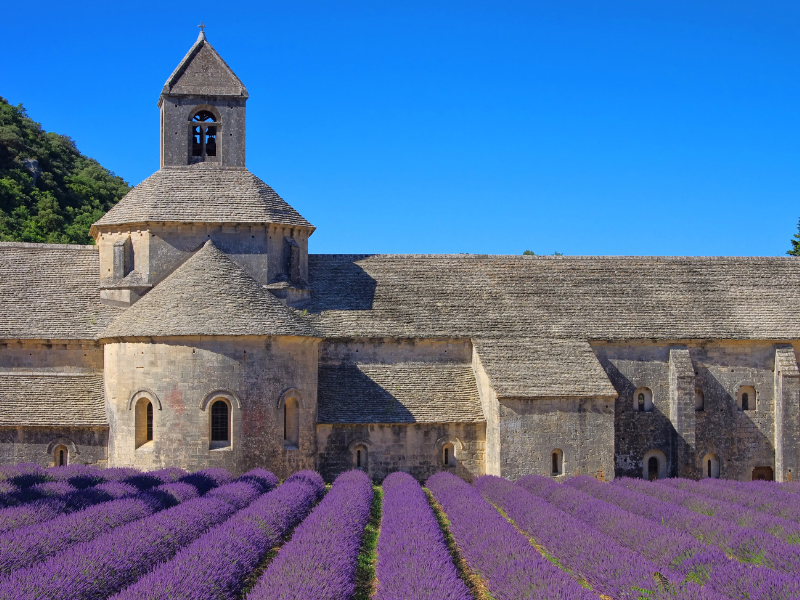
[695,389,704,412]
[702,453,720,479]
[551,449,564,476]
[210,399,231,449]
[737,386,756,412]
[633,387,653,412]
[190,109,219,161]
[442,443,455,467]
[283,397,299,448]
[135,397,154,449]
[353,444,368,471]
[54,445,68,467]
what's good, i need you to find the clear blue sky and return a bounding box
[4,1,799,256]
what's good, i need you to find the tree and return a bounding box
[789,218,800,256]
[522,249,535,255]
[0,97,130,244]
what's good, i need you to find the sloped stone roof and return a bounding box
[318,363,484,424]
[0,242,118,340]
[100,241,314,339]
[473,338,617,398]
[307,254,800,341]
[92,166,312,230]
[0,373,106,426]
[162,32,248,98]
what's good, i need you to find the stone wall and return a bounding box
[594,341,785,481]
[104,335,318,477]
[497,397,614,481]
[316,422,485,483]
[0,339,103,371]
[95,223,311,295]
[0,427,108,467]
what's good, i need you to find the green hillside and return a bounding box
[0,96,130,244]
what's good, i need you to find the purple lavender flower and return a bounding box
[426,472,595,600]
[110,471,322,600]
[236,468,280,493]
[565,476,800,600]
[374,472,470,600]
[246,469,373,600]
[0,494,243,600]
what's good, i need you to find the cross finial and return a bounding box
[198,21,205,33]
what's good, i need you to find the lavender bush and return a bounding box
[0,490,249,600]
[247,469,372,600]
[111,470,322,600]
[426,471,595,600]
[374,472,470,600]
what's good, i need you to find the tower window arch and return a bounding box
[643,449,667,480]
[210,399,231,449]
[189,108,220,162]
[135,397,154,449]
[633,387,653,412]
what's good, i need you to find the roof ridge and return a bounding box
[0,241,96,250]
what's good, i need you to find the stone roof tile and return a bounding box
[473,338,617,398]
[100,240,314,338]
[92,166,311,230]
[0,373,106,426]
[318,362,483,424]
[307,254,800,341]
[0,242,119,340]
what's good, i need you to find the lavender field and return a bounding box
[0,464,797,600]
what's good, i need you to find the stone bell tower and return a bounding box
[158,29,248,168]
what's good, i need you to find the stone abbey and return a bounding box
[1,32,799,483]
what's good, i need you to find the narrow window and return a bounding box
[353,444,368,471]
[551,449,563,476]
[638,393,645,412]
[444,447,449,466]
[695,389,704,412]
[707,459,712,478]
[283,397,299,448]
[648,456,659,481]
[211,400,229,442]
[54,445,68,467]
[135,398,153,449]
[634,388,653,412]
[738,386,756,412]
[146,402,153,442]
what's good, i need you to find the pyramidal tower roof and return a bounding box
[160,30,248,101]
[100,241,315,339]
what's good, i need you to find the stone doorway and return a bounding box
[752,466,774,481]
